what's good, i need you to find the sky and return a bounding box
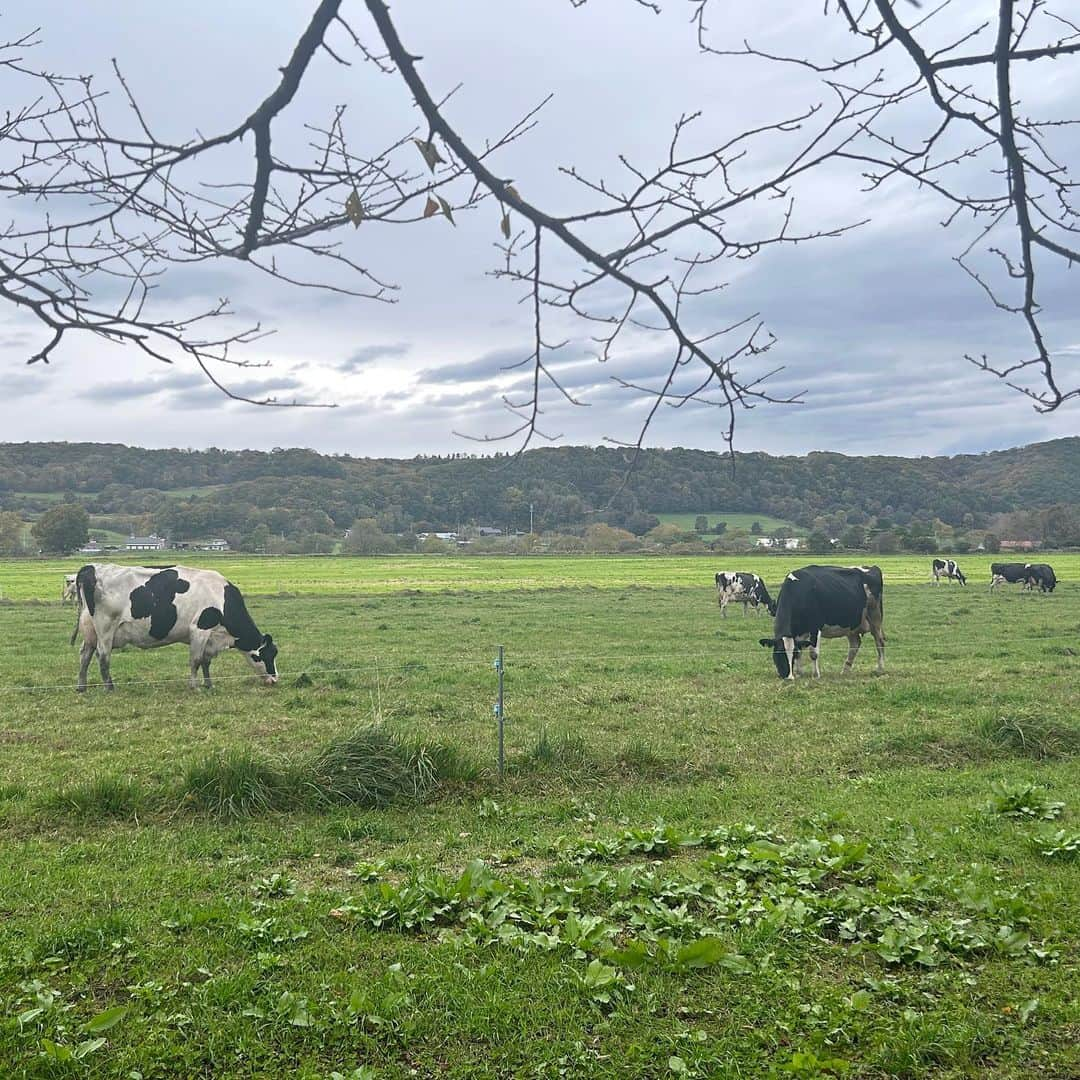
[1,0,1078,459]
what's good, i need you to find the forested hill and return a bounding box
[1,438,1078,540]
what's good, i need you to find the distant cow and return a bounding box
[74,563,279,691]
[1025,563,1057,593]
[759,565,885,680]
[931,558,966,586]
[715,571,775,617]
[990,562,1045,591]
[62,574,78,602]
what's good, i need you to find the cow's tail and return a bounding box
[71,565,97,646]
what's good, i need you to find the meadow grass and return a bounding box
[653,510,798,534]
[0,555,1077,1077]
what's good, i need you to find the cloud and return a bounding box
[337,343,411,372]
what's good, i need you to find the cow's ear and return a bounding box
[262,634,273,646]
[758,637,776,649]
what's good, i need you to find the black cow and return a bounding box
[931,558,966,586]
[990,561,1040,591]
[715,571,776,617]
[1025,563,1057,593]
[759,565,885,680]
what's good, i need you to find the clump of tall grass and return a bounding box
[977,715,1079,760]
[181,750,299,818]
[305,726,477,807]
[42,773,148,821]
[515,728,593,774]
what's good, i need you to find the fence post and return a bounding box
[494,645,505,780]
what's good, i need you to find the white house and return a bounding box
[125,534,168,551]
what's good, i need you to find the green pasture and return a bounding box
[2,551,1065,603]
[653,510,798,535]
[0,555,1077,1078]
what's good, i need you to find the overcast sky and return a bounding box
[1,0,1077,458]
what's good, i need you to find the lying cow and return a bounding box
[74,563,279,691]
[714,571,775,617]
[759,564,885,680]
[931,558,966,586]
[1026,563,1057,593]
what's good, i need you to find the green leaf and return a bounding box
[437,197,456,226]
[500,212,511,239]
[674,937,727,969]
[668,1056,688,1074]
[40,1039,74,1062]
[74,1037,107,1060]
[85,1005,128,1033]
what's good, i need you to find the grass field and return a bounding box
[0,554,1077,1078]
[654,511,799,535]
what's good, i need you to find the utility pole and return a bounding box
[529,502,534,535]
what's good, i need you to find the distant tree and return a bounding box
[0,511,26,554]
[805,530,831,554]
[952,539,971,554]
[907,535,937,554]
[840,525,866,550]
[345,517,399,554]
[713,521,727,536]
[584,523,637,553]
[873,531,901,555]
[646,523,685,547]
[983,533,1001,553]
[751,521,763,535]
[31,504,88,553]
[694,515,708,533]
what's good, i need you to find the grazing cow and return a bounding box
[931,558,966,586]
[1025,563,1057,593]
[714,571,776,617]
[758,565,885,680]
[74,563,278,691]
[990,562,1038,591]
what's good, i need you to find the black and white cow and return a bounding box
[714,571,776,617]
[931,558,966,586]
[1025,563,1057,593]
[73,563,279,691]
[990,562,1036,591]
[758,565,885,680]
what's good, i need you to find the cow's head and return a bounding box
[955,568,967,586]
[759,636,799,679]
[245,634,279,685]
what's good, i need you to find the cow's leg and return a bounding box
[201,659,213,689]
[720,594,728,618]
[96,648,114,691]
[77,640,94,691]
[782,636,797,681]
[843,633,862,672]
[811,631,822,678]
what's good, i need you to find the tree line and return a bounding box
[1,439,1078,554]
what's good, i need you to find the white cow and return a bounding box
[74,563,279,691]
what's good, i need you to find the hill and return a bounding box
[0,438,1078,549]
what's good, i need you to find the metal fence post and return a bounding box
[494,645,505,780]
